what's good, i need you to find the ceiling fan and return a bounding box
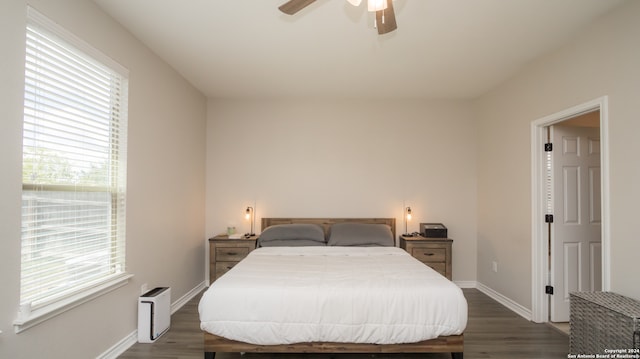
[278,0,397,35]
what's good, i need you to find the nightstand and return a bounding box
[209,235,257,284]
[399,235,453,280]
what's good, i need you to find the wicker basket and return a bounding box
[570,291,640,354]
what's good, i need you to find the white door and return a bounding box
[550,124,602,322]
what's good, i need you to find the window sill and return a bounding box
[13,273,133,333]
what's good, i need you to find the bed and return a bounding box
[199,218,467,359]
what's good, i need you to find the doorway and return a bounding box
[549,116,601,323]
[530,96,611,323]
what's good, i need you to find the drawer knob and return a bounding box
[226,252,238,256]
[226,266,234,270]
[423,252,435,256]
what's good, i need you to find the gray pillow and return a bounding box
[327,223,394,247]
[258,239,326,247]
[257,224,326,247]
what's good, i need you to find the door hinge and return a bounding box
[545,285,554,295]
[545,143,553,152]
[545,214,554,223]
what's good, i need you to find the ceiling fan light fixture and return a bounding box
[278,0,397,35]
[367,0,387,12]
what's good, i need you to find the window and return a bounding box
[18,8,129,330]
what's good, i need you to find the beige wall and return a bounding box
[206,98,478,283]
[0,1,207,358]
[475,0,640,308]
[2,0,638,356]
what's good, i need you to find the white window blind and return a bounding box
[21,10,128,310]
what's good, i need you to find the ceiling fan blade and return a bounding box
[376,0,397,34]
[279,0,317,15]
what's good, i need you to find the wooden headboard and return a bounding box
[261,218,396,239]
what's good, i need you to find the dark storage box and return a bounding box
[420,223,447,238]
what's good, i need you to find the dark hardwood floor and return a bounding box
[118,289,568,359]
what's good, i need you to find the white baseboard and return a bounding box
[97,281,207,359]
[476,282,532,321]
[97,330,137,359]
[454,281,533,320]
[171,281,207,314]
[454,280,477,288]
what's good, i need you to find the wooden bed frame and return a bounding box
[203,217,464,359]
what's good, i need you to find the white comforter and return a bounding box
[199,246,467,345]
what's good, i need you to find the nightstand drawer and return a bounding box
[412,248,446,262]
[209,235,257,285]
[215,247,249,261]
[215,261,238,278]
[400,236,453,280]
[424,262,446,276]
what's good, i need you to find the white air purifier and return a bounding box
[138,287,171,343]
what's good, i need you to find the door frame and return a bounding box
[530,96,610,323]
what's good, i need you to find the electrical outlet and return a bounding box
[492,261,498,273]
[141,283,148,295]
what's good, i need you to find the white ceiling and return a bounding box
[92,0,625,100]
